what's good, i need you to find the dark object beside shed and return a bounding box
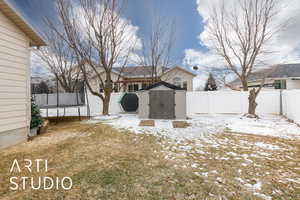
[120,93,139,112]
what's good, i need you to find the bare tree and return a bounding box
[34,30,79,93]
[38,81,50,94]
[137,17,176,83]
[207,0,283,117]
[48,0,136,115]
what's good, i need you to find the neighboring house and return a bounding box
[230,64,300,90]
[89,65,196,93]
[0,0,46,149]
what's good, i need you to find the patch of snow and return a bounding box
[227,152,238,156]
[219,157,230,160]
[194,172,201,176]
[104,114,226,141]
[245,181,262,191]
[191,163,199,168]
[254,193,272,200]
[254,142,281,150]
[235,177,245,183]
[286,178,300,184]
[92,115,120,121]
[226,114,300,139]
[83,115,121,124]
[102,113,300,141]
[201,172,209,177]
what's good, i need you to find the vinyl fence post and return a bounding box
[46,93,49,117]
[76,91,81,121]
[85,83,91,118]
[280,90,283,115]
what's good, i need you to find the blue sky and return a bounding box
[10,0,205,68]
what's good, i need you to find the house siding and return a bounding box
[0,10,30,149]
[286,79,300,89]
[161,68,194,91]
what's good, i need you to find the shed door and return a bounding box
[149,90,175,119]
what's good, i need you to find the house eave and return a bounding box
[0,0,46,47]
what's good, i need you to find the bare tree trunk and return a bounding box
[102,94,111,115]
[248,88,258,117]
[241,79,249,91]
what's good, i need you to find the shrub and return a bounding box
[30,98,43,129]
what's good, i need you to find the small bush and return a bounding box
[30,98,43,129]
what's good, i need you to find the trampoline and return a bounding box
[31,80,91,121]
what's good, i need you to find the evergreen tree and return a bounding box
[204,73,217,91]
[30,98,43,129]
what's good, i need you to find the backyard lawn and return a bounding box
[0,115,300,200]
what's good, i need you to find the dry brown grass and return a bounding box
[173,121,190,128]
[139,120,155,127]
[0,121,299,200]
[160,132,300,199]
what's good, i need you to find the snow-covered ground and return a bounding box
[86,113,300,140]
[82,113,300,199]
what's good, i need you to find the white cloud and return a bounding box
[73,4,142,66]
[185,0,300,89]
[30,52,51,77]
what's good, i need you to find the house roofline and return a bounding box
[232,77,300,86]
[163,66,197,77]
[0,0,46,47]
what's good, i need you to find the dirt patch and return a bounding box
[139,120,155,127]
[173,121,189,128]
[46,116,90,123]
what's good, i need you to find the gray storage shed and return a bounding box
[137,81,187,119]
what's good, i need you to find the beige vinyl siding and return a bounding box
[161,68,195,91]
[0,10,30,133]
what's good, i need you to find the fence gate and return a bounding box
[149,90,175,119]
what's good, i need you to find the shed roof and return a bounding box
[140,81,185,91]
[0,0,46,47]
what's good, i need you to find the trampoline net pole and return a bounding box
[56,78,59,123]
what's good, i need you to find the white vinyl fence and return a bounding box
[282,90,300,124]
[186,91,281,115]
[40,90,300,125]
[86,92,124,116]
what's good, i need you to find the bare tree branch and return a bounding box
[207,0,284,116]
[47,0,136,115]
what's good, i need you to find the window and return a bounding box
[113,83,119,93]
[133,84,139,91]
[183,81,188,89]
[128,84,139,92]
[274,80,286,89]
[173,77,182,87]
[128,85,134,92]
